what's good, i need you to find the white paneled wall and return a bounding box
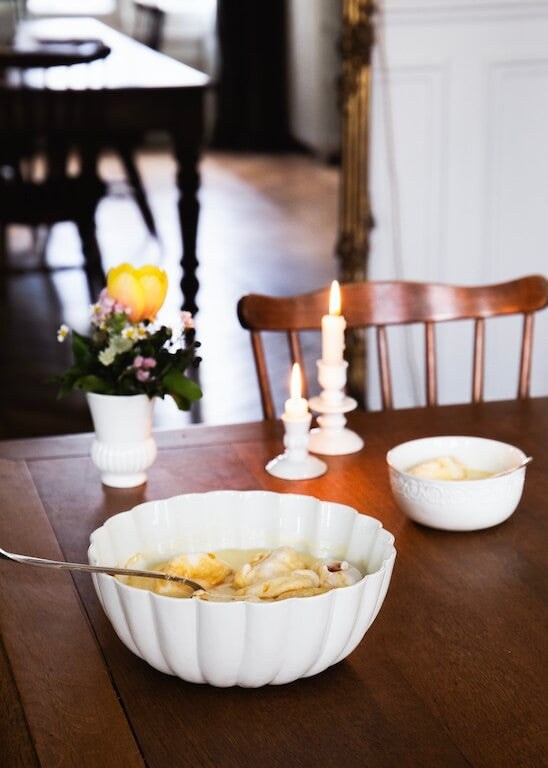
[287,0,341,158]
[368,0,548,408]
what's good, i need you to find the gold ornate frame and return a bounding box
[337,0,376,405]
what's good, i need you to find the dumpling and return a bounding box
[237,569,320,599]
[136,552,232,597]
[233,546,306,589]
[407,456,467,480]
[316,560,363,588]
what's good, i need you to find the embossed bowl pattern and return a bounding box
[386,436,527,531]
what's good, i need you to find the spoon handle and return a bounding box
[0,547,204,591]
[491,455,533,478]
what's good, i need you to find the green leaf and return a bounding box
[169,392,190,411]
[74,375,109,393]
[72,331,94,367]
[163,370,202,399]
[57,378,75,399]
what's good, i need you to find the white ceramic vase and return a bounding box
[86,393,157,488]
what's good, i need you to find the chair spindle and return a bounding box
[472,318,485,403]
[250,331,275,421]
[376,326,393,410]
[425,322,437,406]
[518,313,534,398]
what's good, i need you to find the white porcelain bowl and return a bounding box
[88,490,396,687]
[386,436,527,531]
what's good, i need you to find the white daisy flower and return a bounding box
[57,324,69,343]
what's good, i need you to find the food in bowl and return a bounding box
[387,436,527,531]
[88,490,396,687]
[406,456,492,481]
[122,545,364,600]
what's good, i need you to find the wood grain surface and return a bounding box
[0,460,145,768]
[0,399,547,768]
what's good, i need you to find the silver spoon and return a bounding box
[491,455,533,478]
[0,547,204,592]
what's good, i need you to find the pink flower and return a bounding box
[91,288,129,326]
[181,310,194,329]
[98,288,115,311]
[131,356,156,383]
[133,356,156,370]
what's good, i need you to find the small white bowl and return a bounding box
[88,490,396,687]
[386,436,527,531]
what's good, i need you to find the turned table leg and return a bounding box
[174,140,201,316]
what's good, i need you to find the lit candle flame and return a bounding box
[290,362,302,399]
[329,280,341,316]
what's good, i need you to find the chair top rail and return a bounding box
[237,275,548,332]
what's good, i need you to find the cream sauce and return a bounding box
[122,546,363,601]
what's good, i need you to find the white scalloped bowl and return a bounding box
[387,436,527,531]
[88,490,396,687]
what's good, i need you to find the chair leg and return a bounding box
[77,216,104,297]
[117,145,157,237]
[0,224,7,272]
[35,225,50,269]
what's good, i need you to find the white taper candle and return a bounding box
[321,280,346,365]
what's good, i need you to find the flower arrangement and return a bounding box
[53,263,202,411]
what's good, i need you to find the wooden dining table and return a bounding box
[0,398,546,767]
[0,16,209,312]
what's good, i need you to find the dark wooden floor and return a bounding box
[0,150,339,439]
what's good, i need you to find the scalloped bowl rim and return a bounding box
[87,490,397,686]
[88,490,396,608]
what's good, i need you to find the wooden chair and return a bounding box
[0,42,155,284]
[0,64,107,284]
[133,0,166,51]
[237,275,548,420]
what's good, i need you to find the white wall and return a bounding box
[367,0,548,408]
[287,0,341,158]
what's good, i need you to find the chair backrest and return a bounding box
[0,42,108,178]
[237,275,548,420]
[0,55,106,279]
[132,0,165,50]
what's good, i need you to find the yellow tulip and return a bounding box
[107,263,168,322]
[138,265,169,320]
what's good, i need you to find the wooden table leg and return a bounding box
[173,140,201,316]
[78,141,106,295]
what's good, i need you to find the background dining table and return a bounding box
[0,398,546,767]
[0,16,209,312]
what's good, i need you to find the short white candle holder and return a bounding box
[308,360,364,455]
[265,414,327,479]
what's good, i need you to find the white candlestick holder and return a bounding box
[265,414,327,479]
[308,360,364,455]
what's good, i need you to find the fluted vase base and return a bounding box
[99,472,147,488]
[87,393,157,489]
